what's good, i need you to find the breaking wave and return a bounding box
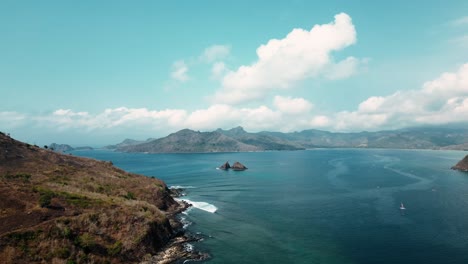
[170,185,196,189]
[176,198,218,213]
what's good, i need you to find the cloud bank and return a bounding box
[3,63,467,140]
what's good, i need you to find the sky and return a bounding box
[1,0,468,146]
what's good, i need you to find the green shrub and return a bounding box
[76,233,95,251]
[54,247,70,258]
[123,191,135,200]
[107,241,122,256]
[3,173,31,182]
[39,192,54,208]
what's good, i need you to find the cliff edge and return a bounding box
[0,132,196,263]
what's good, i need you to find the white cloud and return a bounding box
[325,56,368,80]
[451,16,468,27]
[449,35,468,48]
[200,45,231,62]
[4,63,468,141]
[273,96,313,114]
[212,13,361,105]
[211,62,228,79]
[170,60,189,82]
[310,115,330,128]
[330,63,468,131]
[0,111,27,129]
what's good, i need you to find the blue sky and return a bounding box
[1,1,468,145]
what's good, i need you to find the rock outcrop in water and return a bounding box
[219,161,231,170]
[452,155,468,172]
[231,161,247,171]
[0,132,202,263]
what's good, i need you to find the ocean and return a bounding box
[71,148,468,264]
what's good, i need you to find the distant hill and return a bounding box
[48,143,94,152]
[0,132,197,263]
[48,143,74,152]
[260,126,468,150]
[114,125,468,153]
[117,127,305,153]
[105,138,156,150]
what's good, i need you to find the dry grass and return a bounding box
[0,133,182,263]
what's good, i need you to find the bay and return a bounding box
[71,149,468,264]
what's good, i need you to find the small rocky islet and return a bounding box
[219,161,248,171]
[452,154,468,172]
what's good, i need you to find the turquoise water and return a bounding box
[72,149,468,264]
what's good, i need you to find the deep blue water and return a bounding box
[71,149,468,264]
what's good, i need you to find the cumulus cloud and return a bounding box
[200,45,231,62]
[170,60,189,82]
[4,63,468,142]
[273,96,313,114]
[325,56,368,80]
[330,63,468,131]
[212,13,360,105]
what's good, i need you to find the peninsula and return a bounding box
[0,132,203,263]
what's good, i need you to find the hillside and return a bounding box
[260,126,468,150]
[118,128,304,153]
[114,125,468,154]
[0,132,198,263]
[105,138,156,150]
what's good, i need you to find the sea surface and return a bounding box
[71,148,468,264]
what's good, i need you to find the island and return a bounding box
[218,161,247,171]
[0,132,205,263]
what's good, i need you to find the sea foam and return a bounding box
[176,198,218,213]
[170,185,196,189]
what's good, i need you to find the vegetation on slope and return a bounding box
[0,132,184,263]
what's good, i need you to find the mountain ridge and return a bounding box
[110,125,468,153]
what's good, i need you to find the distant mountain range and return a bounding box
[110,125,468,153]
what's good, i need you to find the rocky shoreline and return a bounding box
[144,188,209,264]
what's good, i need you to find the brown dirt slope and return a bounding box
[0,132,183,263]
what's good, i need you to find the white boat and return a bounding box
[400,202,406,210]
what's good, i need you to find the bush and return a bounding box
[3,173,31,182]
[39,192,54,208]
[54,247,70,258]
[76,233,95,252]
[123,191,135,200]
[107,241,123,256]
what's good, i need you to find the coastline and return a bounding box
[142,189,209,264]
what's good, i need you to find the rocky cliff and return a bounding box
[0,132,195,263]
